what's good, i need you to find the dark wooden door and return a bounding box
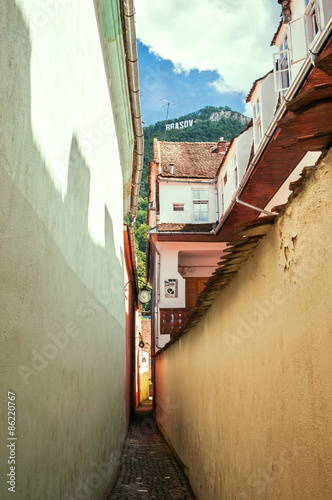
[185,278,207,308]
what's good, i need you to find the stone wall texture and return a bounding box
[155,148,332,500]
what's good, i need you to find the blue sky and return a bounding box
[137,41,248,126]
[135,0,281,126]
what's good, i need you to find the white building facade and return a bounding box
[147,0,332,357]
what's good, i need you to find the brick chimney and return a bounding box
[217,137,227,152]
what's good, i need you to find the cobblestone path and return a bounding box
[108,401,195,500]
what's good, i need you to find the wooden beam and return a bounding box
[315,46,332,77]
[285,83,332,112]
[282,132,332,151]
[277,100,332,136]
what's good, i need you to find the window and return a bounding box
[305,0,320,47]
[256,119,262,143]
[232,154,238,190]
[281,35,289,59]
[253,97,263,147]
[253,99,260,120]
[173,203,184,211]
[193,190,209,222]
[223,173,227,186]
[273,34,291,92]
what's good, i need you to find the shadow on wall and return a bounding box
[0,1,123,302]
[0,3,127,499]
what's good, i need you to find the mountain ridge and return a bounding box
[141,105,250,197]
[144,105,250,137]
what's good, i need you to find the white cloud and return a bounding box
[135,0,281,96]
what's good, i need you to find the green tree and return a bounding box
[135,223,150,253]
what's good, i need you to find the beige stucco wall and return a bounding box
[155,149,332,500]
[140,372,150,403]
[0,2,130,499]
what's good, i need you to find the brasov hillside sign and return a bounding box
[165,119,194,131]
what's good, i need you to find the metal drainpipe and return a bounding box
[123,0,144,220]
[126,224,139,296]
[149,235,162,349]
[214,14,332,234]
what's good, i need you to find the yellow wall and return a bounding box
[155,149,332,500]
[140,372,150,403]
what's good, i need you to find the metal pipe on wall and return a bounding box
[122,0,144,219]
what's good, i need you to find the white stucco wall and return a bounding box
[250,74,278,153]
[274,0,332,82]
[159,180,217,223]
[260,72,278,134]
[221,148,237,213]
[264,151,321,213]
[0,2,130,498]
[217,127,253,216]
[320,0,332,26]
[236,126,253,181]
[154,241,227,348]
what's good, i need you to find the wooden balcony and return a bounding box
[160,308,192,338]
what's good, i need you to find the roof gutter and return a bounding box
[159,178,215,184]
[214,14,332,235]
[125,223,139,297]
[158,231,215,235]
[122,0,144,220]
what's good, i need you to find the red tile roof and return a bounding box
[141,318,151,345]
[158,141,225,178]
[158,223,214,233]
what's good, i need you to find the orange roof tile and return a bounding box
[158,223,214,233]
[157,141,225,178]
[141,318,151,345]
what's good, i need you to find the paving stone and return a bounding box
[108,401,195,500]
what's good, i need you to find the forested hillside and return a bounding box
[131,105,250,303]
[140,105,250,198]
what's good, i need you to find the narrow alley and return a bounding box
[108,401,195,500]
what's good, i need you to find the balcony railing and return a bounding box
[160,308,192,338]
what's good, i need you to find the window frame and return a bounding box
[173,203,184,212]
[304,0,321,48]
[273,30,291,93]
[253,96,263,147]
[221,183,225,215]
[192,189,209,222]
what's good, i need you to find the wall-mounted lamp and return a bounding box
[138,286,151,304]
[124,278,152,304]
